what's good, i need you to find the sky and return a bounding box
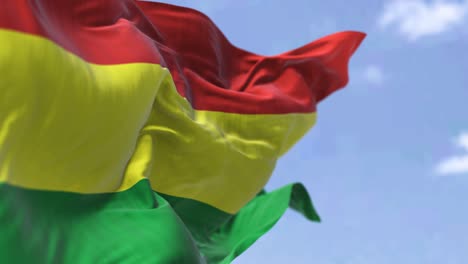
[154,0,468,263]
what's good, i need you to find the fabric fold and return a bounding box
[0,1,365,263]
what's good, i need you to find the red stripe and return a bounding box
[0,0,365,114]
[0,0,168,64]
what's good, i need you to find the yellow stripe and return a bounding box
[143,79,316,213]
[0,29,316,213]
[0,29,160,192]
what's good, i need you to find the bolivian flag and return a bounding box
[0,1,365,263]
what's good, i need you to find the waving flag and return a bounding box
[0,1,365,263]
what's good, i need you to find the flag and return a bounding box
[0,1,365,263]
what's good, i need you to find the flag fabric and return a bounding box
[0,1,365,263]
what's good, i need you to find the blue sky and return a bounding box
[154,0,468,263]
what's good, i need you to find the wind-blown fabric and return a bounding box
[0,1,365,263]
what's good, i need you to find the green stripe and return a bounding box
[160,193,231,243]
[0,180,204,264]
[161,183,320,264]
[1,179,319,264]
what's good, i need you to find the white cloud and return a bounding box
[378,0,468,41]
[363,65,385,85]
[457,132,468,150]
[435,132,468,175]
